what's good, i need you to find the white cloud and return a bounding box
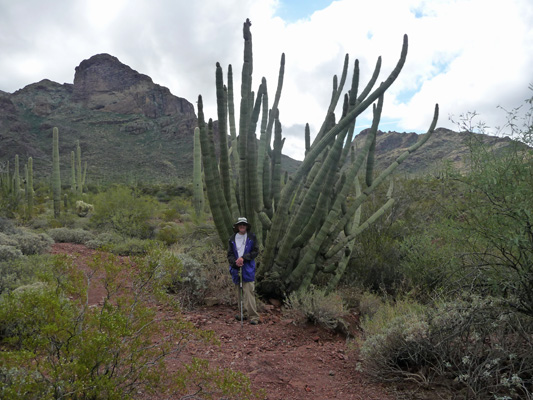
[0,0,531,160]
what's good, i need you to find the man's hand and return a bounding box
[236,257,244,267]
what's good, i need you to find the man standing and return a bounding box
[227,217,260,325]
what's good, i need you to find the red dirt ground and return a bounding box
[51,243,397,400]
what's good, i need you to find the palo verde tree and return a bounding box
[196,19,439,298]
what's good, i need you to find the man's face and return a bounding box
[238,223,247,234]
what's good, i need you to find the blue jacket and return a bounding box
[227,232,259,284]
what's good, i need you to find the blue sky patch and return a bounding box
[275,0,335,22]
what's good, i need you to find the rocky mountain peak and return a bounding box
[72,53,194,119]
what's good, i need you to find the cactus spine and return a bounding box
[196,20,439,297]
[52,127,61,218]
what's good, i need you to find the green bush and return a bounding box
[156,222,181,245]
[170,223,235,306]
[0,249,261,400]
[108,238,155,256]
[398,224,463,298]
[10,230,53,255]
[0,218,17,234]
[166,253,207,309]
[85,231,124,250]
[47,227,95,244]
[90,185,158,239]
[0,233,17,247]
[0,255,52,294]
[359,295,533,399]
[284,286,349,331]
[0,245,23,262]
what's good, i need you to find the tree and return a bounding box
[197,19,439,298]
[448,87,533,316]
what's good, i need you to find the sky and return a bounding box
[1,0,532,161]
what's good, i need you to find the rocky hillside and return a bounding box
[0,54,521,185]
[0,54,199,184]
[351,127,521,176]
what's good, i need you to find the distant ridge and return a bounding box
[0,54,520,184]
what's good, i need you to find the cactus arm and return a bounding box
[275,126,348,277]
[304,123,311,155]
[365,105,378,187]
[227,64,239,169]
[313,54,350,145]
[216,62,232,208]
[238,19,254,214]
[270,118,283,211]
[329,104,439,242]
[264,53,285,151]
[197,96,233,244]
[256,77,269,213]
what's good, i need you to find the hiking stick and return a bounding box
[239,267,244,327]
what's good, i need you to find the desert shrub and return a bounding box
[90,185,158,239]
[170,223,235,306]
[356,291,385,320]
[156,222,181,245]
[108,238,155,256]
[0,233,18,247]
[0,255,52,294]
[0,218,17,234]
[167,253,207,309]
[284,286,349,331]
[0,245,23,262]
[398,224,464,298]
[10,230,53,255]
[0,249,260,400]
[47,227,95,244]
[85,231,124,250]
[360,295,533,399]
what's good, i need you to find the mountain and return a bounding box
[0,54,521,186]
[351,127,521,176]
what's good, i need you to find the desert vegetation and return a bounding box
[0,19,532,400]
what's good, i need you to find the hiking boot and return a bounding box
[235,314,248,321]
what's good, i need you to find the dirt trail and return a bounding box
[51,243,395,400]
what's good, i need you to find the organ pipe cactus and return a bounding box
[52,127,61,218]
[196,19,439,297]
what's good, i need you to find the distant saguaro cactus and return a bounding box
[52,127,61,218]
[192,127,204,217]
[196,19,438,298]
[26,157,34,219]
[76,140,83,195]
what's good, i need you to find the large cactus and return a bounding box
[52,127,61,218]
[192,127,205,217]
[196,19,438,297]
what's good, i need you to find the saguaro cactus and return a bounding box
[192,127,204,217]
[76,140,83,195]
[196,19,438,297]
[52,127,61,218]
[26,157,34,219]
